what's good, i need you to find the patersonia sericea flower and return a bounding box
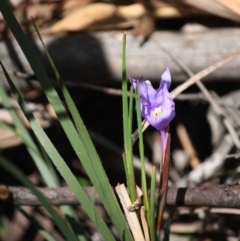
[129,68,175,155]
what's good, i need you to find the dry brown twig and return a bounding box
[2,184,240,208]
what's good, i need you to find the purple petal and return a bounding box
[153,105,175,130]
[153,83,172,109]
[129,76,156,107]
[130,68,175,132]
[161,67,171,90]
[129,77,138,90]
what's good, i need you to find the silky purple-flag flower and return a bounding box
[129,68,175,156]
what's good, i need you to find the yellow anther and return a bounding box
[151,107,162,117]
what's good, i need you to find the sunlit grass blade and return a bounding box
[30,19,90,236]
[149,166,156,241]
[122,153,130,192]
[0,155,78,241]
[122,33,136,202]
[135,82,149,215]
[0,3,132,239]
[39,231,56,241]
[127,86,134,195]
[0,61,116,241]
[32,23,132,240]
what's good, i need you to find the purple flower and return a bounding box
[129,68,175,153]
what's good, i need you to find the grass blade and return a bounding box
[33,24,132,240]
[149,166,156,241]
[0,61,116,241]
[135,82,149,215]
[0,2,132,239]
[122,33,136,201]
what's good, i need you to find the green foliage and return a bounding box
[0,1,162,239]
[149,166,157,241]
[0,61,116,240]
[122,33,136,202]
[0,1,132,240]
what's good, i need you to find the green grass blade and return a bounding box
[0,3,132,239]
[33,24,132,240]
[39,231,56,241]
[0,62,116,241]
[31,20,88,236]
[149,166,156,241]
[122,153,130,191]
[122,33,136,201]
[0,155,78,241]
[127,86,134,196]
[135,82,149,213]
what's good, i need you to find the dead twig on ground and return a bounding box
[1,184,240,208]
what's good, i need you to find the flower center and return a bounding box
[151,107,162,118]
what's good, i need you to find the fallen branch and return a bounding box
[1,29,240,91]
[1,184,240,208]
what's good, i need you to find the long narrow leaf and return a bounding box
[135,82,149,214]
[0,61,116,241]
[30,20,87,237]
[34,25,132,240]
[0,2,132,240]
[149,166,156,241]
[122,33,136,201]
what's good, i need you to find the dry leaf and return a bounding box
[184,0,240,22]
[27,3,57,24]
[0,102,52,129]
[14,2,57,27]
[0,126,22,149]
[115,184,145,241]
[118,3,147,19]
[46,3,124,33]
[22,90,42,100]
[131,12,155,37]
[218,0,240,15]
[60,0,95,14]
